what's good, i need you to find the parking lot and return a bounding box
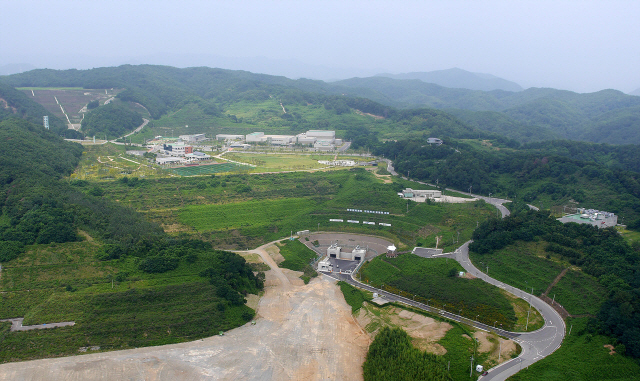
[303,232,393,261]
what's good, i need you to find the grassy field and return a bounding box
[0,237,257,363]
[169,162,251,176]
[470,241,608,316]
[180,198,317,232]
[223,152,328,172]
[360,255,518,329]
[89,168,493,250]
[508,317,640,381]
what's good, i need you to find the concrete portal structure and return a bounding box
[326,243,367,261]
[327,243,341,259]
[351,246,366,261]
[557,208,618,228]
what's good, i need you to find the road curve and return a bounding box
[454,242,565,380]
[347,159,564,380]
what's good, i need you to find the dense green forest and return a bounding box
[331,77,640,144]
[362,326,453,381]
[471,209,640,358]
[81,101,143,139]
[374,138,640,224]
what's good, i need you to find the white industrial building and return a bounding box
[427,138,443,145]
[245,132,266,143]
[307,130,335,140]
[401,188,442,199]
[557,208,618,228]
[216,134,245,141]
[179,134,208,143]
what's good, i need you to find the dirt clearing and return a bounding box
[0,243,369,381]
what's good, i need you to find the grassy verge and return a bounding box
[547,269,607,316]
[360,255,517,329]
[277,240,319,283]
[470,241,563,297]
[470,241,608,317]
[337,281,371,313]
[507,318,640,381]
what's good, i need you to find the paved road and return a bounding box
[454,242,565,380]
[321,243,565,380]
[337,159,564,380]
[0,318,75,332]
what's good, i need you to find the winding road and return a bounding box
[336,158,567,380]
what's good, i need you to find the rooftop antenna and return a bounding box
[43,116,49,130]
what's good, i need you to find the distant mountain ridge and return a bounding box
[376,68,524,92]
[631,88,640,96]
[3,64,640,145]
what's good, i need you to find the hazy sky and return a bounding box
[3,0,639,93]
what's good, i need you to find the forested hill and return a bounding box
[374,137,640,224]
[4,65,640,145]
[1,65,517,146]
[0,82,79,138]
[329,77,640,144]
[376,67,524,92]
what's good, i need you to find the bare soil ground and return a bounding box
[355,305,452,355]
[0,243,369,381]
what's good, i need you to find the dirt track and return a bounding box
[0,244,369,381]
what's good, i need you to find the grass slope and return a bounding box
[360,255,517,328]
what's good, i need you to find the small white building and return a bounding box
[427,138,443,145]
[318,258,332,272]
[267,135,294,145]
[179,134,208,143]
[314,140,335,151]
[401,188,442,199]
[184,152,210,162]
[156,157,183,165]
[295,133,317,145]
